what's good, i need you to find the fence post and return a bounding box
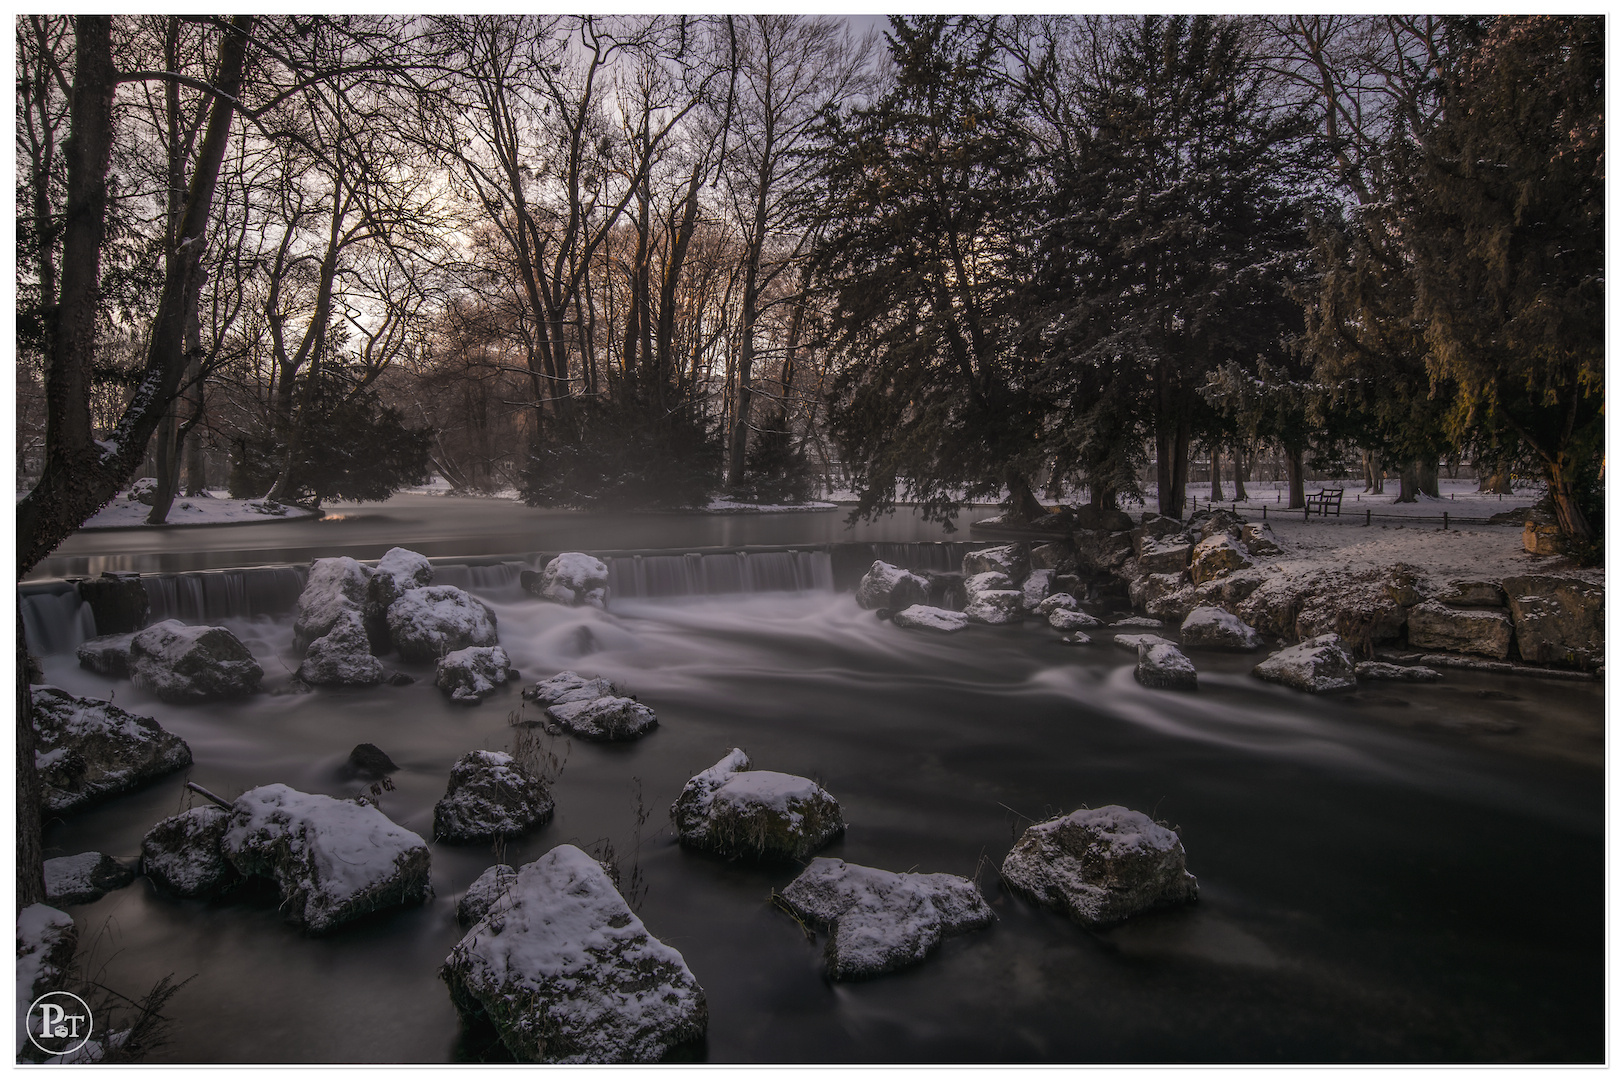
[1262,505,1266,520]
[1365,508,1371,526]
[1443,512,1449,530]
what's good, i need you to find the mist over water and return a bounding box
[29,566,1604,1063]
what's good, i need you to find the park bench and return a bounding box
[1304,486,1344,519]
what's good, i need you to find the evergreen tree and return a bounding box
[817,16,1048,527]
[1036,16,1324,516]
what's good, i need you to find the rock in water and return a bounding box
[1136,641,1197,691]
[457,864,517,927]
[1252,634,1358,693]
[294,557,373,652]
[1020,569,1055,611]
[31,686,192,814]
[1501,575,1604,670]
[364,547,435,648]
[778,858,994,979]
[1113,633,1173,652]
[221,784,432,932]
[129,620,263,702]
[523,670,617,706]
[963,590,1024,625]
[1135,538,1191,576]
[299,609,384,686]
[1355,662,1441,683]
[1047,609,1101,632]
[443,846,707,1063]
[43,852,136,906]
[434,751,554,843]
[387,586,499,664]
[854,561,929,612]
[890,605,970,633]
[671,749,843,861]
[1179,606,1264,651]
[435,646,514,704]
[1000,805,1198,927]
[1034,592,1080,616]
[961,544,1028,582]
[76,632,136,677]
[546,696,658,742]
[141,806,239,898]
[344,743,398,780]
[531,553,611,608]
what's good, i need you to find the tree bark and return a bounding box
[1209,445,1223,502]
[1285,442,1306,508]
[1232,445,1248,501]
[1477,459,1512,495]
[17,604,46,912]
[1004,469,1045,523]
[1395,461,1419,503]
[1417,458,1439,498]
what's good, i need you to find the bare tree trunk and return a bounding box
[1417,458,1439,498]
[1285,442,1306,508]
[146,407,180,523]
[1005,469,1045,522]
[17,604,46,911]
[1232,445,1248,501]
[1395,462,1419,503]
[1209,444,1223,502]
[1477,459,1512,495]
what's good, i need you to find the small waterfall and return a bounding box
[20,584,97,655]
[433,561,526,599]
[144,566,307,623]
[830,542,981,592]
[606,550,833,599]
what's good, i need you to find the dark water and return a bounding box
[28,495,985,580]
[31,577,1603,1064]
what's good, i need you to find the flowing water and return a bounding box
[24,544,1604,1064]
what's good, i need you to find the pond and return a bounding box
[25,542,1605,1063]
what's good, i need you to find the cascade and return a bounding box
[19,583,96,655]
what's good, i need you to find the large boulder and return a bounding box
[1194,567,1267,608]
[75,632,135,678]
[523,670,617,706]
[435,646,515,704]
[129,620,263,702]
[1020,569,1055,612]
[1252,634,1357,693]
[1071,528,1135,575]
[43,852,136,906]
[1034,592,1079,616]
[963,589,1024,625]
[1135,538,1192,577]
[964,571,1014,597]
[1113,633,1173,652]
[442,845,708,1063]
[671,749,843,861]
[75,572,150,635]
[777,858,995,980]
[299,609,385,686]
[1502,575,1604,670]
[891,606,971,633]
[1136,641,1197,691]
[1294,583,1408,646]
[1188,508,1247,543]
[1407,601,1513,660]
[1000,806,1198,927]
[547,696,659,742]
[31,686,191,815]
[1435,579,1506,608]
[1143,584,1197,623]
[1236,571,1324,639]
[1239,522,1282,556]
[221,784,432,932]
[457,864,517,927]
[1180,606,1263,651]
[855,561,929,612]
[1131,513,1187,554]
[1129,572,1187,611]
[294,557,373,653]
[531,553,611,608]
[1522,519,1566,556]
[434,750,554,843]
[387,586,499,664]
[364,547,434,649]
[1049,609,1101,632]
[141,805,239,898]
[1189,534,1252,586]
[1029,541,1077,574]
[962,544,1028,582]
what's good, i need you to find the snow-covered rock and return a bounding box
[294,557,373,652]
[16,905,76,1058]
[43,852,135,906]
[387,586,499,664]
[1071,527,1135,575]
[1236,571,1324,639]
[1112,616,1164,629]
[522,670,617,706]
[1239,521,1282,556]
[1502,575,1604,670]
[1189,508,1246,543]
[532,553,611,608]
[778,858,995,980]
[1293,583,1408,645]
[1189,534,1252,586]
[1113,633,1173,651]
[855,561,929,612]
[1135,538,1191,576]
[1130,571,1188,611]
[435,646,514,704]
[222,784,432,932]
[1252,634,1358,693]
[1035,592,1079,616]
[434,750,554,843]
[298,609,385,686]
[1000,805,1198,927]
[962,544,1027,582]
[1355,662,1441,682]
[963,590,1024,625]
[141,805,239,898]
[1020,569,1055,611]
[1179,606,1263,651]
[1434,579,1506,608]
[546,695,658,742]
[1407,601,1513,660]
[126,477,158,504]
[963,571,1014,597]
[75,632,135,678]
[363,547,434,650]
[1048,609,1101,632]
[129,620,263,702]
[1136,641,1197,691]
[1143,583,1198,623]
[31,686,192,815]
[671,749,844,861]
[890,605,970,633]
[457,864,517,927]
[1194,567,1267,608]
[1029,541,1077,573]
[442,845,708,1063]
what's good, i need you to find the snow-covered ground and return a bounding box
[71,491,319,529]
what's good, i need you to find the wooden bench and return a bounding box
[1304,487,1344,519]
